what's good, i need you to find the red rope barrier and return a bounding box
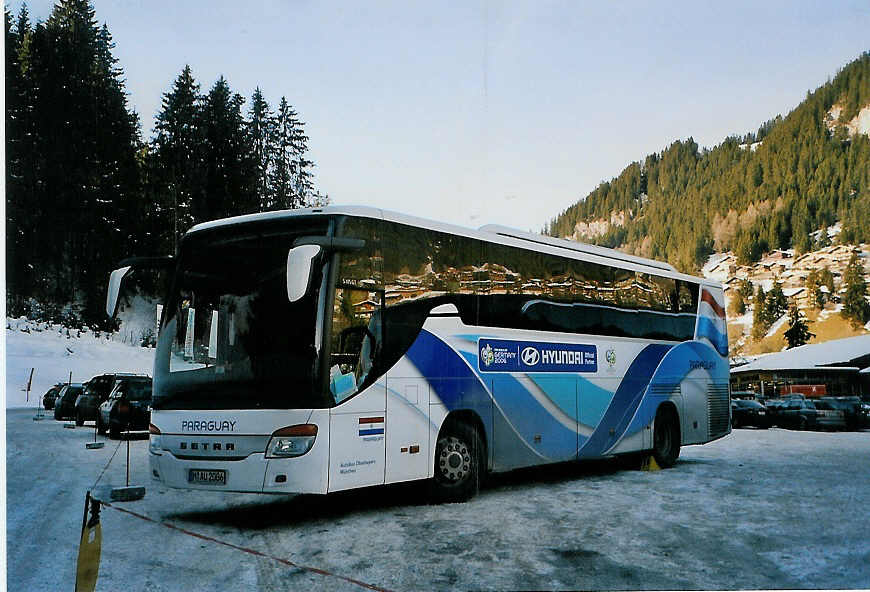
[99,500,394,592]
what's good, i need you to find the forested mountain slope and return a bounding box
[547,53,870,273]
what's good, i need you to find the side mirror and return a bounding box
[287,245,322,302]
[106,266,133,318]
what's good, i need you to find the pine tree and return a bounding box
[728,291,746,317]
[272,96,320,208]
[246,88,276,210]
[737,278,754,300]
[5,7,29,298]
[202,76,257,220]
[841,252,870,328]
[819,266,835,295]
[271,97,296,209]
[5,0,143,323]
[751,285,768,340]
[804,269,825,310]
[764,279,788,326]
[784,305,814,348]
[152,65,205,251]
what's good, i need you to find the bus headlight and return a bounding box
[149,423,163,455]
[265,424,318,458]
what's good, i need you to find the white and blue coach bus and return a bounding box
[107,206,730,502]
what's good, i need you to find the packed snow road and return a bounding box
[6,409,870,591]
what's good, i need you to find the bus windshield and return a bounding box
[153,224,330,410]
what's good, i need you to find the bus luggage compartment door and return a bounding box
[385,378,431,483]
[328,382,386,492]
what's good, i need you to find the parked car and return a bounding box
[731,399,770,428]
[97,376,152,438]
[53,384,84,420]
[762,399,788,426]
[75,373,148,426]
[777,399,816,430]
[41,384,65,410]
[817,397,858,430]
[777,399,836,430]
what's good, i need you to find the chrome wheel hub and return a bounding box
[437,436,471,483]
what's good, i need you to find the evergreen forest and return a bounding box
[547,53,870,273]
[5,1,326,326]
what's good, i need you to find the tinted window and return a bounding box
[477,243,695,341]
[126,381,152,402]
[677,281,699,313]
[154,220,331,410]
[375,220,698,357]
[382,223,479,322]
[336,216,383,290]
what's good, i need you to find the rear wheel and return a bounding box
[799,416,808,431]
[75,411,84,426]
[430,422,482,503]
[97,416,106,435]
[652,405,681,468]
[109,422,120,439]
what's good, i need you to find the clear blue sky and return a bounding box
[12,0,870,232]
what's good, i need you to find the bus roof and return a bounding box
[186,205,718,287]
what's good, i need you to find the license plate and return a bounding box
[188,469,226,485]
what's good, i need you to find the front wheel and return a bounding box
[430,422,482,503]
[97,416,106,435]
[652,405,681,468]
[75,411,84,427]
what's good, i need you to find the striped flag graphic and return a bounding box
[696,288,728,356]
[358,417,384,437]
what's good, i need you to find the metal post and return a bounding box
[126,437,130,487]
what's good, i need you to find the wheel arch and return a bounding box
[656,400,682,443]
[439,409,489,471]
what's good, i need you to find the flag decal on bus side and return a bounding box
[359,417,384,436]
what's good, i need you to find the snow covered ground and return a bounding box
[5,316,870,590]
[4,318,155,409]
[5,410,870,591]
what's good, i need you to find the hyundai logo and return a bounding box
[521,347,540,366]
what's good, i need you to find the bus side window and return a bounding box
[329,287,382,403]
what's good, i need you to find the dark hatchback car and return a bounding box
[97,376,152,438]
[41,384,65,410]
[731,399,770,428]
[75,373,148,426]
[53,384,84,420]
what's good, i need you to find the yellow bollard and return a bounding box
[75,492,102,592]
[640,455,662,471]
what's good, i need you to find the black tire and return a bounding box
[109,422,120,439]
[430,421,483,503]
[799,416,808,431]
[97,416,106,435]
[75,411,84,427]
[652,405,681,468]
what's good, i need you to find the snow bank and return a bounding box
[765,313,788,338]
[4,319,155,409]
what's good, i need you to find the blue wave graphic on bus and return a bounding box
[695,317,729,357]
[622,340,725,443]
[577,344,671,456]
[405,329,697,464]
